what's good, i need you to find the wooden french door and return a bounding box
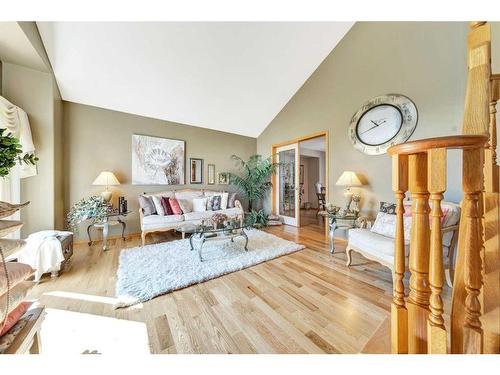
[274,143,300,226]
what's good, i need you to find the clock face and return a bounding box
[348,95,418,155]
[356,105,402,146]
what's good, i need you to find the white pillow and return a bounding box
[370,212,411,239]
[151,196,165,216]
[192,197,208,212]
[220,192,229,210]
[177,199,192,213]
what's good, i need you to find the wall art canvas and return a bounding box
[132,134,185,185]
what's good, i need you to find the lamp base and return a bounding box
[343,188,353,211]
[101,191,112,202]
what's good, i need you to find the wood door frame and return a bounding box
[271,130,329,227]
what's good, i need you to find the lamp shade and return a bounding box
[335,171,362,187]
[92,171,120,186]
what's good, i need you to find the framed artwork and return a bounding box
[207,164,215,185]
[218,172,229,185]
[299,164,304,184]
[190,158,203,184]
[132,134,185,185]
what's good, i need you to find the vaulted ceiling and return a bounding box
[37,22,353,137]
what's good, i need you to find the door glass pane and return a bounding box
[279,149,295,217]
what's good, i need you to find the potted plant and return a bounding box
[67,196,111,231]
[226,154,279,227]
[0,128,38,178]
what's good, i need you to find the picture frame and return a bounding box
[132,134,185,185]
[207,164,215,185]
[190,158,203,184]
[299,164,304,184]
[218,172,229,185]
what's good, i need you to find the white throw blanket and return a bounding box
[17,230,73,281]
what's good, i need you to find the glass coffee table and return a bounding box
[177,222,250,262]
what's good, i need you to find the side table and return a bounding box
[324,213,358,254]
[87,210,131,251]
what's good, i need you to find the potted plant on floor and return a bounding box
[226,154,279,228]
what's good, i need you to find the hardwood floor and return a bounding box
[27,223,451,354]
[300,208,325,228]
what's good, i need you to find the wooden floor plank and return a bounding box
[28,211,451,354]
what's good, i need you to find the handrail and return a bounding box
[387,135,488,155]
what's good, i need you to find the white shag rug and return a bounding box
[114,229,305,308]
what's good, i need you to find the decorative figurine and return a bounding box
[351,194,361,216]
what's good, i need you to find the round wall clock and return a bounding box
[348,94,418,155]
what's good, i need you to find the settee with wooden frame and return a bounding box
[346,201,460,288]
[139,188,244,246]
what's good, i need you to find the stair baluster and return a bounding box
[462,148,485,353]
[426,148,447,353]
[391,154,409,354]
[407,152,431,354]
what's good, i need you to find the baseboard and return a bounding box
[73,232,142,245]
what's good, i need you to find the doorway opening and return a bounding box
[272,132,328,229]
[299,136,326,229]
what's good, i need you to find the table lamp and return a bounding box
[93,171,120,202]
[335,171,362,211]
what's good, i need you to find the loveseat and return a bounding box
[139,189,244,246]
[346,201,460,287]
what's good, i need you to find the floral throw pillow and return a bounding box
[379,201,397,215]
[212,195,222,211]
[371,212,412,239]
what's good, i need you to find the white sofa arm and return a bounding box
[234,200,243,211]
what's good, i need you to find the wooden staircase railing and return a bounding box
[389,135,488,354]
[388,21,499,354]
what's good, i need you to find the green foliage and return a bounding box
[67,196,110,230]
[245,209,269,228]
[228,154,279,212]
[0,128,39,178]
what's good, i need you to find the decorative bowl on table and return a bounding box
[211,213,228,229]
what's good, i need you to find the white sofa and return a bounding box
[139,189,244,246]
[346,201,460,287]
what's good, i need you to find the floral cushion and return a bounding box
[379,201,397,214]
[211,195,222,211]
[370,212,412,239]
